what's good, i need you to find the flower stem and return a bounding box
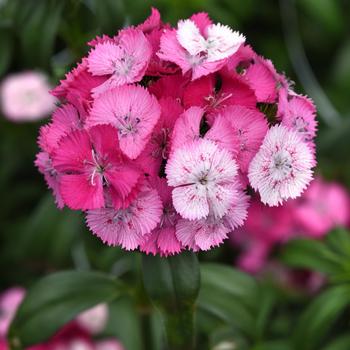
[141,252,200,350]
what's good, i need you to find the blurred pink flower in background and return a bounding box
[233,176,350,273]
[76,303,108,335]
[294,177,350,238]
[0,287,25,337]
[232,200,295,273]
[0,71,56,122]
[0,288,124,350]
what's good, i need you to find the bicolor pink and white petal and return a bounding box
[248,125,314,206]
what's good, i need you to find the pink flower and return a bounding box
[52,125,141,210]
[294,177,350,237]
[248,125,314,206]
[239,56,278,103]
[0,288,25,337]
[0,72,56,122]
[34,8,319,255]
[280,94,317,144]
[76,304,108,335]
[140,178,182,256]
[158,15,245,80]
[170,106,239,155]
[148,73,188,100]
[166,138,239,220]
[38,104,83,154]
[136,97,183,177]
[87,85,161,159]
[35,152,64,209]
[87,29,152,96]
[136,7,161,33]
[219,105,268,172]
[86,187,162,250]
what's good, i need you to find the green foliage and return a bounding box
[8,271,125,348]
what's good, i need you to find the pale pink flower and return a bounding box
[87,29,152,96]
[220,105,268,172]
[52,125,141,210]
[77,304,108,335]
[140,178,182,256]
[86,187,162,250]
[158,15,245,80]
[0,288,25,337]
[294,177,350,237]
[166,138,239,220]
[248,125,314,206]
[87,85,161,159]
[0,72,56,121]
[176,187,249,250]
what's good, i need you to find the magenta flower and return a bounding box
[51,59,106,118]
[52,125,141,210]
[0,72,56,122]
[248,125,314,206]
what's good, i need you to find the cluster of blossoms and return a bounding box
[0,288,123,350]
[36,9,317,255]
[232,176,350,273]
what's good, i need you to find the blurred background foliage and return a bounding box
[1,0,350,349]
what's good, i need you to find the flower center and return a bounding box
[117,114,140,136]
[114,54,134,76]
[271,151,292,179]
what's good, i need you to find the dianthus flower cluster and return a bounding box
[36,9,317,255]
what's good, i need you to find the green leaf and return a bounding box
[9,270,125,348]
[322,334,350,350]
[280,238,341,275]
[142,252,200,350]
[0,26,13,77]
[104,296,143,350]
[198,264,258,337]
[293,285,350,350]
[11,0,64,68]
